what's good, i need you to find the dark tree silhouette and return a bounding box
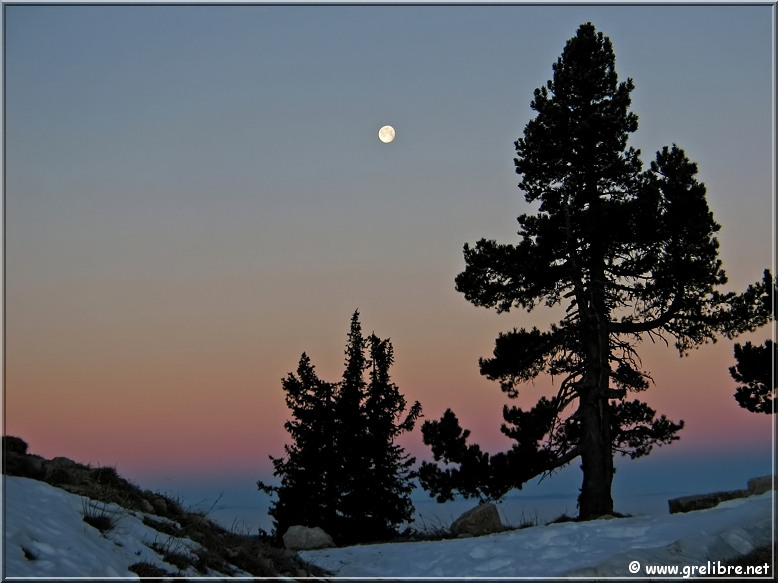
[355,331,421,541]
[333,312,372,537]
[730,277,776,414]
[731,340,776,414]
[257,353,338,536]
[259,311,421,544]
[420,23,773,519]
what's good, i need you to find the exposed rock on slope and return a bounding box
[2,435,329,578]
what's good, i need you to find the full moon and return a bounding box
[378,125,395,143]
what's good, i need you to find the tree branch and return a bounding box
[545,445,581,472]
[608,291,684,334]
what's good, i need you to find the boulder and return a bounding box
[3,451,45,479]
[283,525,335,551]
[450,502,504,537]
[668,490,748,514]
[46,456,79,471]
[27,455,46,474]
[151,496,169,516]
[138,498,155,514]
[3,435,29,455]
[43,456,85,484]
[747,475,774,496]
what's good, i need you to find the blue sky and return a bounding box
[3,2,775,508]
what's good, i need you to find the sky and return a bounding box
[3,1,775,502]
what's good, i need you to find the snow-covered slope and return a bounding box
[4,475,774,579]
[300,493,774,578]
[3,476,252,579]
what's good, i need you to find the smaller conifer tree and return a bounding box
[359,333,422,540]
[257,354,338,533]
[258,311,421,544]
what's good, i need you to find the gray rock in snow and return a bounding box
[450,502,504,537]
[283,525,335,551]
[747,475,774,496]
[668,490,748,514]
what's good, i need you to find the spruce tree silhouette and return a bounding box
[419,22,773,519]
[257,354,338,537]
[259,311,421,544]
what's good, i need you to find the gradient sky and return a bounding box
[3,2,775,492]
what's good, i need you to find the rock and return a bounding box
[27,455,46,474]
[283,525,335,551]
[138,498,154,513]
[44,456,85,484]
[3,435,29,455]
[3,451,45,479]
[46,456,79,471]
[668,490,748,514]
[151,496,168,515]
[450,502,504,537]
[747,475,774,495]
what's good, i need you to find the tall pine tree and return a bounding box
[420,23,772,519]
[259,311,421,543]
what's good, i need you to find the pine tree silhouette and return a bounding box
[420,22,773,519]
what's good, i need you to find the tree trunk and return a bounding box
[577,388,615,519]
[577,264,615,519]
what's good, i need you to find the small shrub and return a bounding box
[546,512,577,525]
[82,498,126,533]
[404,514,454,541]
[143,515,181,537]
[147,534,199,573]
[516,510,539,529]
[162,550,193,571]
[91,465,123,487]
[128,561,173,578]
[150,492,186,520]
[83,512,114,532]
[193,547,236,576]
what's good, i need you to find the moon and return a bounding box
[378,125,395,143]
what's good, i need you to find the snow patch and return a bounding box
[3,476,251,578]
[301,492,774,578]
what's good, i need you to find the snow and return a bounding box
[3,475,774,579]
[3,476,253,579]
[300,493,774,579]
